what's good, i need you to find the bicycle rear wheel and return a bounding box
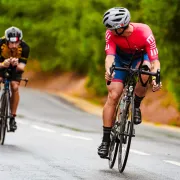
[118,96,135,173]
[0,92,9,145]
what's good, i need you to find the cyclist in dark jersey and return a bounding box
[0,26,30,131]
[98,7,162,158]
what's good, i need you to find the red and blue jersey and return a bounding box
[105,23,158,62]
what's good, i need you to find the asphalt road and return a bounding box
[0,88,180,180]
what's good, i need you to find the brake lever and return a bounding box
[24,78,28,87]
[156,69,160,85]
[20,78,29,87]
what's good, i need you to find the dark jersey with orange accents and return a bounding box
[0,37,30,64]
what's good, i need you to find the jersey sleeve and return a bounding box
[19,42,30,64]
[105,30,116,55]
[145,29,159,61]
[0,38,4,62]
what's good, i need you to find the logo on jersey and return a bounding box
[105,44,109,50]
[105,31,111,50]
[146,34,158,57]
[1,43,22,58]
[105,31,111,42]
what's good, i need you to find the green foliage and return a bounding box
[0,0,179,108]
[139,0,180,108]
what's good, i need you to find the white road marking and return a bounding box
[32,125,56,133]
[61,133,92,141]
[130,149,151,156]
[164,160,180,167]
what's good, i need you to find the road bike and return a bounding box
[0,68,28,145]
[107,51,160,173]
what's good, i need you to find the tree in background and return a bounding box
[0,0,179,109]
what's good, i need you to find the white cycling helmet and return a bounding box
[103,7,130,30]
[5,26,23,42]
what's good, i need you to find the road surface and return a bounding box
[0,88,179,180]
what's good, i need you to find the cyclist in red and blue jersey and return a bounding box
[98,7,162,158]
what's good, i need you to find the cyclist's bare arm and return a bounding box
[16,43,29,72]
[150,60,162,91]
[151,59,160,73]
[0,58,11,68]
[105,55,115,81]
[104,30,116,81]
[16,63,26,72]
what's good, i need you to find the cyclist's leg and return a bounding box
[0,69,4,83]
[0,70,4,90]
[10,71,22,115]
[0,77,3,84]
[98,55,128,158]
[132,54,151,124]
[9,70,23,130]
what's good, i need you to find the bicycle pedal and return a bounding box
[8,127,17,132]
[100,156,110,160]
[8,129,15,132]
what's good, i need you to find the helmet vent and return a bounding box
[106,24,112,28]
[112,18,122,22]
[103,12,110,18]
[115,13,124,16]
[103,17,108,24]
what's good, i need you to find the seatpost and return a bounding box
[139,49,145,69]
[128,48,138,68]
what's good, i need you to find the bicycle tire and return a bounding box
[109,131,119,169]
[118,96,135,173]
[108,101,121,169]
[0,92,9,145]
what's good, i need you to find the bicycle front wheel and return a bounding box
[118,97,135,173]
[109,131,119,169]
[0,92,9,145]
[108,101,121,169]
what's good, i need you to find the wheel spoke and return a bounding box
[109,133,119,169]
[118,98,134,173]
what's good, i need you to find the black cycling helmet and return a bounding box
[5,26,23,42]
